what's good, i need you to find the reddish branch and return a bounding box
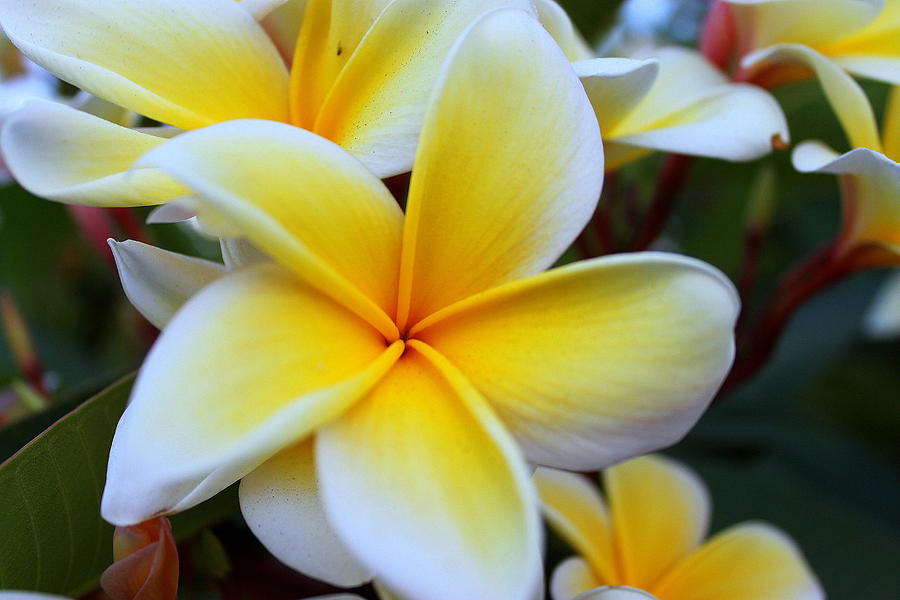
[631,154,694,251]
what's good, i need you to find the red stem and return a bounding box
[631,154,694,251]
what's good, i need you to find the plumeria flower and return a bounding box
[535,455,823,600]
[0,0,534,207]
[791,86,899,269]
[864,268,900,338]
[538,0,788,171]
[99,10,738,600]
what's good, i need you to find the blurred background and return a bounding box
[0,1,897,598]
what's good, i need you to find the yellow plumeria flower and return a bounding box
[792,86,899,266]
[538,0,788,171]
[99,11,738,600]
[0,0,533,206]
[535,455,823,600]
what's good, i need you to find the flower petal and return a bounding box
[236,0,288,20]
[239,438,372,586]
[534,468,617,583]
[864,268,900,338]
[653,522,824,600]
[607,48,788,165]
[814,0,900,84]
[316,341,542,600]
[220,238,270,270]
[536,0,595,61]
[743,44,881,150]
[0,0,289,129]
[793,144,900,251]
[1,100,186,206]
[574,587,659,600]
[102,263,402,525]
[136,119,403,340]
[575,57,660,136]
[396,8,603,328]
[551,557,601,600]
[109,240,226,330]
[883,85,900,160]
[603,455,710,589]
[311,0,537,178]
[414,252,739,471]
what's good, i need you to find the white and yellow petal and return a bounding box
[653,522,824,600]
[1,100,186,206]
[396,8,603,328]
[239,438,372,586]
[109,240,226,330]
[551,557,602,600]
[414,253,739,471]
[574,588,659,600]
[102,264,402,525]
[137,119,403,339]
[536,0,595,62]
[316,342,541,600]
[310,0,537,178]
[603,455,710,589]
[818,0,900,84]
[0,0,289,129]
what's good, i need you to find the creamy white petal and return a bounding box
[551,557,600,600]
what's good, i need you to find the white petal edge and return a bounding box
[574,587,659,600]
[551,556,599,600]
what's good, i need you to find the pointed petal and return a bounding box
[102,263,402,525]
[534,468,617,583]
[743,44,881,150]
[311,0,537,178]
[551,557,601,600]
[608,48,788,163]
[236,0,288,20]
[220,238,270,270]
[317,342,542,600]
[109,240,226,330]
[574,587,659,600]
[0,0,289,129]
[261,0,309,59]
[396,8,603,327]
[793,144,900,251]
[653,522,824,600]
[575,57,660,135]
[1,100,186,206]
[536,0,595,61]
[239,438,372,586]
[414,252,739,471]
[603,455,710,588]
[136,119,403,340]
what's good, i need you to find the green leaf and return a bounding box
[0,374,133,596]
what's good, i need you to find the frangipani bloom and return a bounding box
[0,0,534,207]
[535,455,823,600]
[538,1,788,171]
[100,11,738,600]
[792,87,899,267]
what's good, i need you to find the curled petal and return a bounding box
[101,517,178,600]
[551,557,600,600]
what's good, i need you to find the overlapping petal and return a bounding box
[102,264,402,525]
[239,438,372,586]
[316,342,541,600]
[109,240,226,329]
[1,100,186,206]
[414,253,739,470]
[574,588,659,600]
[0,0,289,129]
[574,58,660,135]
[536,0,595,61]
[551,557,602,600]
[137,119,403,338]
[603,455,710,588]
[653,523,824,600]
[396,8,603,327]
[310,0,536,178]
[534,468,617,583]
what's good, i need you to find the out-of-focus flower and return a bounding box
[100,517,179,600]
[538,1,788,171]
[100,11,738,600]
[864,268,900,338]
[535,455,823,600]
[0,0,535,207]
[792,87,899,268]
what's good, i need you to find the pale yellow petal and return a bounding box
[575,57,660,135]
[604,455,710,589]
[883,85,900,160]
[414,253,738,471]
[0,0,289,130]
[239,438,372,586]
[824,0,900,84]
[137,119,403,340]
[316,342,541,600]
[1,100,186,206]
[551,557,602,600]
[536,0,595,61]
[652,523,824,600]
[396,8,603,328]
[109,240,227,330]
[261,0,309,59]
[534,467,617,583]
[102,263,402,525]
[310,0,536,177]
[743,44,881,150]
